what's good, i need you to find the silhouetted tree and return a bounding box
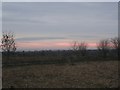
[78,42,88,56]
[71,41,78,51]
[1,32,16,59]
[97,39,110,58]
[70,41,79,65]
[111,37,120,57]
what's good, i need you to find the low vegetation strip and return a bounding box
[2,60,118,88]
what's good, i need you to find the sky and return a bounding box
[2,2,118,51]
[1,0,119,2]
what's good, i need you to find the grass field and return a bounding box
[2,60,119,88]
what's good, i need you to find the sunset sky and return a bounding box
[2,2,118,51]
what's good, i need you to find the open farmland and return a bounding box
[2,60,119,88]
[2,2,119,89]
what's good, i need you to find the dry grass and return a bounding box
[2,60,118,88]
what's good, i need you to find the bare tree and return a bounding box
[1,32,16,52]
[69,41,79,65]
[71,41,78,51]
[111,37,120,56]
[78,42,88,56]
[1,32,16,59]
[97,39,110,58]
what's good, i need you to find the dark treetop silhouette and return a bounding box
[1,32,16,53]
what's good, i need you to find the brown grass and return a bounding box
[2,60,118,88]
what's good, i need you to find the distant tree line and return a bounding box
[1,32,119,64]
[71,37,119,58]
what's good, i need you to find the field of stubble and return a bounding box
[2,60,119,88]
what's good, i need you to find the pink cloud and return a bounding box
[17,41,71,49]
[88,43,97,47]
[16,41,97,50]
